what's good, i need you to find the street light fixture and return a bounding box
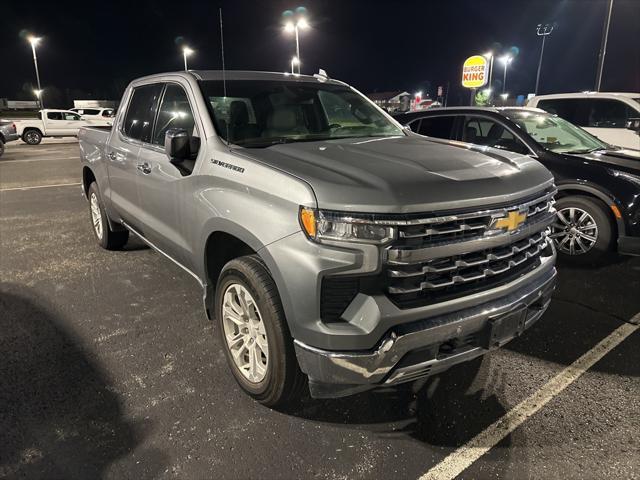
[182,46,194,71]
[499,55,513,94]
[535,24,555,94]
[27,35,43,108]
[283,16,309,74]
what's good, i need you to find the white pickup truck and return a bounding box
[15,109,113,145]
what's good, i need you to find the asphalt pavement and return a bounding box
[1,140,638,480]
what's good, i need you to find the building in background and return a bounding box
[366,91,411,113]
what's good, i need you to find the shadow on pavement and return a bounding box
[288,356,509,448]
[0,284,167,479]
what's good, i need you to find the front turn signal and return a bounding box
[299,207,317,238]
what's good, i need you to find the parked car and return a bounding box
[395,107,640,262]
[0,120,20,157]
[79,71,557,406]
[527,92,640,150]
[14,109,108,145]
[69,107,115,120]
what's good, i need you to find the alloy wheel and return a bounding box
[550,207,598,255]
[90,192,103,240]
[222,283,269,383]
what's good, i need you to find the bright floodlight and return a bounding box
[284,22,295,33]
[28,36,41,46]
[483,88,492,95]
[183,46,194,56]
[500,55,512,65]
[415,91,422,97]
[291,56,300,65]
[484,51,493,58]
[500,93,509,99]
[33,89,42,97]
[297,18,309,29]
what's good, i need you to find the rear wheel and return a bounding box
[215,255,306,407]
[88,182,129,250]
[550,196,614,264]
[23,129,42,145]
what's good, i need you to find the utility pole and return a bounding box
[535,24,554,95]
[595,0,614,91]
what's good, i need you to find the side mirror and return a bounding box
[165,128,191,164]
[626,118,640,133]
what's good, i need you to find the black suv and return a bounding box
[395,107,640,263]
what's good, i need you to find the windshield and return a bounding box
[504,110,610,154]
[199,79,404,147]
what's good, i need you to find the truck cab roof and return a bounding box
[131,70,347,87]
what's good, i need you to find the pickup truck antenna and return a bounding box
[218,7,230,148]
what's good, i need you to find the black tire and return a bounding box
[551,195,614,264]
[23,129,42,145]
[87,182,129,250]
[215,255,306,407]
[0,140,4,157]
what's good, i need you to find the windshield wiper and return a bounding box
[564,147,606,154]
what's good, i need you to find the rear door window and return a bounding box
[47,112,63,120]
[123,83,164,142]
[416,116,455,139]
[537,99,589,126]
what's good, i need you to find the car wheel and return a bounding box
[215,255,306,407]
[23,129,42,145]
[0,140,4,157]
[88,182,129,250]
[550,195,614,264]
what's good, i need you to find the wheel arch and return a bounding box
[555,183,623,236]
[82,166,96,197]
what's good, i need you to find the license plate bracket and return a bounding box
[482,308,527,349]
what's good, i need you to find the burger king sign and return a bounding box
[462,55,489,88]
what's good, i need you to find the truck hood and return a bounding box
[564,148,640,173]
[236,135,554,213]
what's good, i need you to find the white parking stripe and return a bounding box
[419,316,640,480]
[0,156,80,164]
[0,182,82,192]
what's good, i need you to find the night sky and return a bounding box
[1,0,639,107]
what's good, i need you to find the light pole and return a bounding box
[535,24,554,95]
[291,56,300,74]
[500,55,513,94]
[595,0,614,91]
[28,36,43,108]
[284,17,308,74]
[182,46,194,71]
[484,51,494,102]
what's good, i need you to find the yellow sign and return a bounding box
[492,211,527,232]
[462,55,489,88]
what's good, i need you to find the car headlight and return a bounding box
[299,207,396,244]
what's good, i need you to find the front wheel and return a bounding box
[23,129,42,145]
[550,195,614,264]
[215,255,306,407]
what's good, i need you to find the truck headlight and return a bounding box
[299,207,396,244]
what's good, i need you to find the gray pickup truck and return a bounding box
[79,70,557,406]
[0,120,20,157]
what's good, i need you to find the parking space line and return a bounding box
[419,316,640,480]
[0,182,82,192]
[0,156,80,164]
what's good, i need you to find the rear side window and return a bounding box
[537,99,588,125]
[47,112,63,120]
[153,84,197,146]
[123,84,164,142]
[416,116,455,139]
[81,109,100,115]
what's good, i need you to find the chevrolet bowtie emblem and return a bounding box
[492,211,527,232]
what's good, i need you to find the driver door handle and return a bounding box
[107,151,117,161]
[136,162,152,175]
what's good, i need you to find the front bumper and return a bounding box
[294,262,556,398]
[618,235,640,256]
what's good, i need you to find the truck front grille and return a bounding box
[384,189,556,309]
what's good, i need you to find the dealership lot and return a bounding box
[1,141,639,479]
